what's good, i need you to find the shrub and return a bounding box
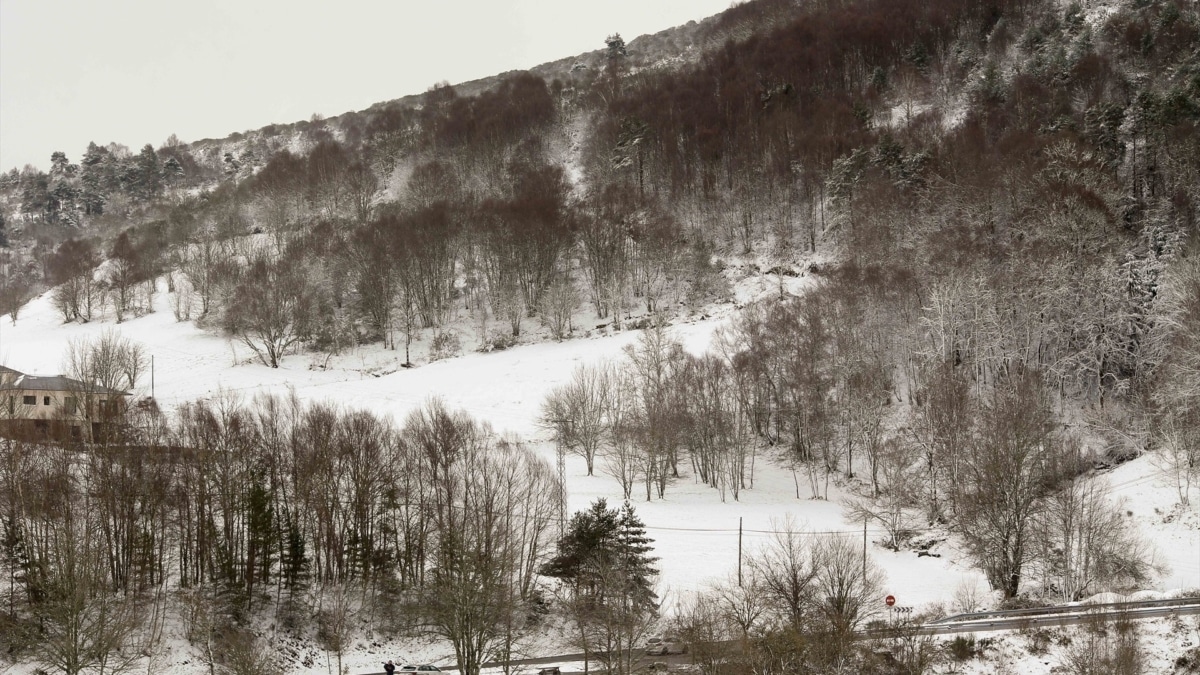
[481,330,517,352]
[948,635,977,661]
[429,330,462,361]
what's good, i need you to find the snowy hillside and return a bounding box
[3,273,1197,606]
[3,0,1200,670]
[3,273,1198,675]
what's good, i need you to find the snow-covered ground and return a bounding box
[1,271,1197,674]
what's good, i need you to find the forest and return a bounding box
[0,0,1199,672]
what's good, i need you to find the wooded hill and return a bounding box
[0,0,1199,672]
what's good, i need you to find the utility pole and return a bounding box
[738,517,744,587]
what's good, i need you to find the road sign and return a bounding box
[885,595,896,607]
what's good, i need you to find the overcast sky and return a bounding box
[0,0,733,172]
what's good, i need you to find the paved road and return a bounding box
[877,598,1200,638]
[356,597,1200,675]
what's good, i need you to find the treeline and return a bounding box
[6,65,728,362]
[0,395,560,675]
[0,140,199,227]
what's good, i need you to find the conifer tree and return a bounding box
[540,498,658,607]
[616,501,658,608]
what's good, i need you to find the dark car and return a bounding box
[644,636,688,655]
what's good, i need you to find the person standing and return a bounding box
[384,660,396,675]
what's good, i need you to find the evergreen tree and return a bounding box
[79,142,111,216]
[133,144,163,202]
[605,33,627,60]
[616,501,658,608]
[540,498,658,607]
[2,513,37,610]
[19,170,51,221]
[162,156,184,184]
[244,474,276,612]
[280,519,310,597]
[49,151,71,177]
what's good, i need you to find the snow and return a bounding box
[1104,454,1200,594]
[1,269,1197,674]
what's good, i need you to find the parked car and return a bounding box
[400,666,443,673]
[644,636,688,655]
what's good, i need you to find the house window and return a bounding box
[64,397,77,414]
[44,396,51,406]
[23,395,35,406]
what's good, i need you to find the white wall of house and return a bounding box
[5,389,121,422]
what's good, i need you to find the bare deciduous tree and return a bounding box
[543,363,610,476]
[954,371,1061,599]
[1035,479,1156,601]
[224,254,317,368]
[747,517,817,632]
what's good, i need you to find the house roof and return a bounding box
[0,374,129,396]
[0,366,24,376]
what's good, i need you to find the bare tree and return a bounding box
[170,271,195,321]
[543,363,610,476]
[224,254,316,368]
[847,438,922,551]
[415,404,559,675]
[349,221,398,346]
[624,324,687,499]
[48,239,101,323]
[809,534,885,646]
[908,360,973,521]
[213,626,275,675]
[181,235,230,319]
[62,330,146,440]
[1154,411,1200,505]
[747,517,817,632]
[1150,254,1200,506]
[674,590,740,675]
[601,367,640,499]
[1035,479,1156,601]
[32,460,145,675]
[579,188,634,326]
[540,269,579,340]
[1063,610,1143,675]
[954,371,1061,599]
[316,583,355,675]
[63,329,147,395]
[707,573,768,639]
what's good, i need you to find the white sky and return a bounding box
[0,0,733,172]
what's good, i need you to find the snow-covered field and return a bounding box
[1,273,1197,674]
